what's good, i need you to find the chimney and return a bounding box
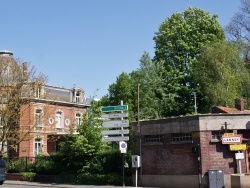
[235,98,244,111]
[22,62,28,81]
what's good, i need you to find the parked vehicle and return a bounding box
[0,157,6,185]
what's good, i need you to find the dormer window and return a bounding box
[75,91,80,103]
[72,87,83,103]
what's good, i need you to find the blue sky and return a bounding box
[0,0,241,99]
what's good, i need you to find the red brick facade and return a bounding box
[132,114,250,187]
[17,101,87,158]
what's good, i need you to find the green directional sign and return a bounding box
[101,105,128,112]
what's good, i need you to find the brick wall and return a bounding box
[137,134,197,175]
[135,130,248,177]
[200,131,239,175]
[18,102,86,158]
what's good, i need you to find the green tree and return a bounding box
[130,52,175,119]
[153,7,225,115]
[58,100,109,172]
[225,0,250,68]
[193,41,250,111]
[0,53,47,156]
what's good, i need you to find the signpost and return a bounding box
[222,135,242,144]
[101,105,128,112]
[229,144,246,151]
[101,120,129,128]
[102,136,129,142]
[101,102,129,188]
[101,129,129,135]
[101,113,128,119]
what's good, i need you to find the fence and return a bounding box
[4,156,38,173]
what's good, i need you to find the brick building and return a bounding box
[132,99,250,188]
[0,50,89,158]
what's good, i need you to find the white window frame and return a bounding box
[75,113,82,126]
[75,91,80,103]
[35,108,43,127]
[55,110,64,128]
[34,138,42,155]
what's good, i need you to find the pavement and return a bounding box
[4,180,140,188]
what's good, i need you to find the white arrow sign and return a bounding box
[101,129,129,135]
[102,120,129,128]
[101,113,128,119]
[102,136,129,142]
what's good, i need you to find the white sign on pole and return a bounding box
[119,141,127,150]
[102,120,129,128]
[101,113,128,119]
[101,129,129,135]
[222,136,242,144]
[235,153,244,160]
[119,141,127,153]
[120,149,127,154]
[102,136,129,142]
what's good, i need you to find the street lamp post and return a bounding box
[191,92,197,114]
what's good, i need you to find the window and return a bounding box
[35,109,43,126]
[75,113,82,126]
[144,135,163,144]
[211,131,224,140]
[35,85,41,98]
[171,133,192,142]
[34,138,42,155]
[56,111,63,128]
[75,91,80,103]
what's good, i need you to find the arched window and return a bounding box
[75,113,82,126]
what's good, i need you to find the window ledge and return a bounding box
[143,142,163,146]
[36,125,44,128]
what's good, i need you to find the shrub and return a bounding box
[7,158,37,173]
[35,157,62,175]
[21,172,36,181]
[76,173,122,185]
[7,159,26,173]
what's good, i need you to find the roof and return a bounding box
[212,106,250,114]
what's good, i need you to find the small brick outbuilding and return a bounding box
[132,99,250,187]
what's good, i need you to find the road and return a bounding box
[1,185,33,188]
[1,181,142,188]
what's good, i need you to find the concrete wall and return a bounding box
[132,114,250,187]
[135,174,232,188]
[231,174,250,188]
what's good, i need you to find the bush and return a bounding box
[76,173,122,185]
[35,157,62,175]
[21,172,36,181]
[7,159,26,173]
[7,158,36,173]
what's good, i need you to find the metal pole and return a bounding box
[135,168,138,187]
[137,84,140,133]
[238,151,242,174]
[198,144,202,188]
[120,100,125,187]
[138,84,142,176]
[122,153,125,187]
[191,92,197,114]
